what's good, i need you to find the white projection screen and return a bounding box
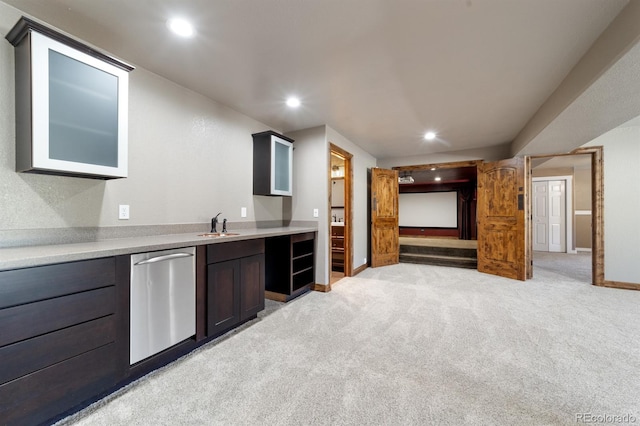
[399,192,458,228]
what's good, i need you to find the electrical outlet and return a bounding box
[241,207,247,218]
[118,204,130,220]
[363,257,367,264]
[313,208,319,218]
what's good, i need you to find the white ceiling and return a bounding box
[2,0,633,159]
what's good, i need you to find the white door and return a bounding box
[533,181,549,251]
[533,179,567,252]
[548,180,566,252]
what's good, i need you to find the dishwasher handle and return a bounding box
[134,252,194,266]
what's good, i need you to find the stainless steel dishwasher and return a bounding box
[130,246,196,365]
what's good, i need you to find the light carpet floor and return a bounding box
[58,260,640,425]
[533,251,592,284]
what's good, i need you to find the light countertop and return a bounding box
[0,226,316,271]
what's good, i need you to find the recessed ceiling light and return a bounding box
[424,131,436,141]
[430,167,436,171]
[286,97,301,108]
[167,18,195,37]
[435,176,442,181]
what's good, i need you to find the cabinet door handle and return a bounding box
[134,252,193,266]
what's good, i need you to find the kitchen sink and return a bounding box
[198,232,240,237]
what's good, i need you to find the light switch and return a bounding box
[241,207,247,218]
[119,204,130,220]
[313,208,319,218]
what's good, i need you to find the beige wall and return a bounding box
[574,167,592,249]
[573,168,592,210]
[0,4,283,231]
[575,215,592,249]
[532,167,573,178]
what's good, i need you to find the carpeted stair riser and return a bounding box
[400,244,477,269]
[400,253,477,269]
[399,244,477,258]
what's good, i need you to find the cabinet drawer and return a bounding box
[0,316,116,384]
[0,287,115,347]
[207,239,265,264]
[331,226,345,237]
[0,257,116,309]
[331,238,344,249]
[0,343,118,425]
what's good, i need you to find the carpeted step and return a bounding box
[399,252,478,269]
[400,244,477,258]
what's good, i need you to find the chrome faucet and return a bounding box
[211,212,222,233]
[222,218,228,233]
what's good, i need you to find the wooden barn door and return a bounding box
[477,157,528,280]
[371,168,399,267]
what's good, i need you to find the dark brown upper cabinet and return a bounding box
[252,130,294,196]
[6,17,134,179]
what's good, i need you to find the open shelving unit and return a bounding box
[265,232,316,302]
[331,225,345,272]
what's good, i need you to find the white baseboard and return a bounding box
[576,247,592,252]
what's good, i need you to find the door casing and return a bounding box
[329,144,353,277]
[527,146,604,286]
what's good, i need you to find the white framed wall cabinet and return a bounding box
[252,130,294,196]
[6,17,134,179]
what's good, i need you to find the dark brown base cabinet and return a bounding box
[206,239,265,337]
[0,256,130,425]
[0,234,304,424]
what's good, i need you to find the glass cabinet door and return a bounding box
[29,31,129,178]
[48,50,119,167]
[271,136,293,196]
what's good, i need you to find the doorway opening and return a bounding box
[392,160,480,269]
[329,144,353,286]
[532,176,572,254]
[527,147,604,286]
